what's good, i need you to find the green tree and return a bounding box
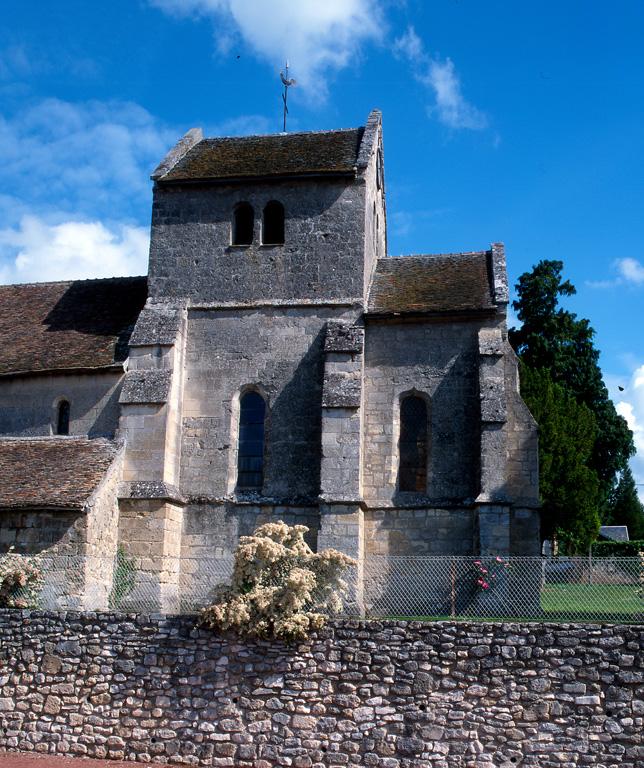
[605,467,644,540]
[519,365,601,552]
[510,260,635,512]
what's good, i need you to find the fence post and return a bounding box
[450,559,456,618]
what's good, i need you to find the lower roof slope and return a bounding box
[0,437,120,511]
[367,251,496,316]
[0,276,147,377]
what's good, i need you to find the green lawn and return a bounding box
[379,583,643,623]
[541,583,642,620]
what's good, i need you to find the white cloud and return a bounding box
[0,98,175,225]
[587,257,644,289]
[616,257,644,285]
[0,216,149,284]
[394,26,487,131]
[149,0,384,94]
[616,364,644,502]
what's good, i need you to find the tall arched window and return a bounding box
[398,395,428,492]
[232,202,254,245]
[56,399,70,436]
[237,391,266,490]
[262,201,284,245]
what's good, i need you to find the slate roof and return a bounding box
[367,252,496,316]
[0,277,147,377]
[0,438,120,511]
[599,525,630,542]
[159,128,365,182]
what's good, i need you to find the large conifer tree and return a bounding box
[509,260,638,548]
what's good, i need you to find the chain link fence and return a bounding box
[1,551,642,622]
[363,555,643,622]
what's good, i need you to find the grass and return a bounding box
[380,583,643,623]
[540,583,642,620]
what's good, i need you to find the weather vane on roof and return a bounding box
[280,60,296,132]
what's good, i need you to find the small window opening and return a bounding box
[237,391,266,489]
[56,400,70,436]
[233,202,254,245]
[399,395,428,492]
[262,201,284,245]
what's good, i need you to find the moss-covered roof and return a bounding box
[159,128,365,182]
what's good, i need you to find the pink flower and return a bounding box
[473,560,481,565]
[496,556,504,562]
[480,568,488,574]
[481,582,489,589]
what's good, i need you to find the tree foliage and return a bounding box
[200,521,355,642]
[510,260,634,502]
[519,365,601,552]
[604,467,644,540]
[510,260,635,541]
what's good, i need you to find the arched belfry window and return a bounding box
[398,395,428,493]
[232,202,254,245]
[56,399,70,436]
[237,391,266,490]
[262,201,284,245]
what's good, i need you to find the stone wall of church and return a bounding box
[148,178,367,303]
[364,508,475,556]
[361,319,490,507]
[179,502,320,609]
[0,371,123,438]
[180,306,358,500]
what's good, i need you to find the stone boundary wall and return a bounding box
[0,612,642,768]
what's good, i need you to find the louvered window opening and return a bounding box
[233,203,254,245]
[399,396,428,492]
[262,201,285,245]
[237,392,266,489]
[57,400,70,436]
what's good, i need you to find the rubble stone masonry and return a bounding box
[0,613,641,767]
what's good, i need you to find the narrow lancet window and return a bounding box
[398,395,428,492]
[237,391,266,490]
[232,202,254,245]
[262,201,284,245]
[56,400,70,436]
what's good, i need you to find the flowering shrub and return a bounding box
[0,549,44,608]
[637,551,644,600]
[473,555,509,592]
[200,521,355,642]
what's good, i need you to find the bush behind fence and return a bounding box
[0,551,642,622]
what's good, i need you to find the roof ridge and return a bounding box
[384,251,489,260]
[199,126,363,142]
[0,275,147,289]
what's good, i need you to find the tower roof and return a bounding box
[155,127,365,183]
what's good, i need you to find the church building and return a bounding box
[0,110,539,610]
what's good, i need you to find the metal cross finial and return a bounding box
[280,60,296,132]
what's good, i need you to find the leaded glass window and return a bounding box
[237,391,266,489]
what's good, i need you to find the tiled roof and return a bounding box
[159,128,365,182]
[367,252,496,315]
[0,438,120,511]
[0,277,147,376]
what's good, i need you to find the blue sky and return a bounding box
[2,0,643,495]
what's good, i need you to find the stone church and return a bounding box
[0,110,539,610]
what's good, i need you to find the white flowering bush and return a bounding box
[0,549,44,608]
[200,521,355,641]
